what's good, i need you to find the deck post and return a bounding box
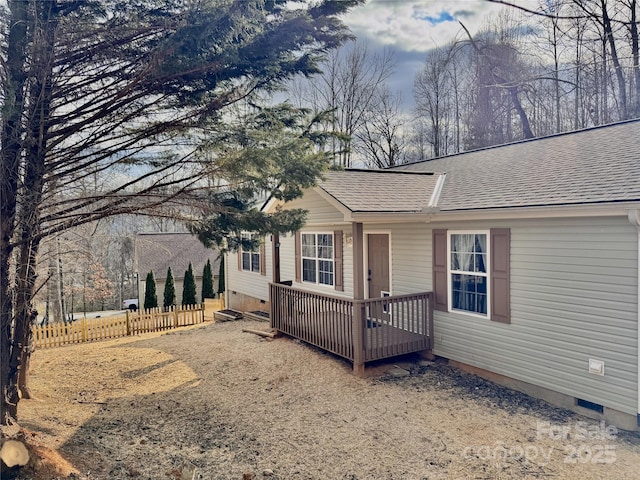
[427,293,434,350]
[352,222,365,374]
[272,233,281,284]
[269,284,275,330]
[353,300,365,376]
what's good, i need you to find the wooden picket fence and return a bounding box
[33,299,225,349]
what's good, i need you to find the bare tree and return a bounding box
[414,42,460,158]
[354,87,407,168]
[406,0,640,159]
[463,15,536,149]
[290,40,396,167]
[493,0,640,123]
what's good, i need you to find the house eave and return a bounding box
[347,211,435,223]
[430,201,640,222]
[262,196,284,214]
[309,201,640,225]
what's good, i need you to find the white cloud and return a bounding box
[339,0,542,110]
[342,0,535,52]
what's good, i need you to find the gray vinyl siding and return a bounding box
[381,224,433,295]
[231,191,351,302]
[287,189,346,225]
[227,238,272,302]
[429,216,638,415]
[279,190,353,297]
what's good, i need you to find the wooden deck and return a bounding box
[269,283,433,370]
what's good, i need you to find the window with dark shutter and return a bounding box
[240,232,262,274]
[433,228,511,323]
[449,232,489,316]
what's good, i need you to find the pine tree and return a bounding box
[1,0,359,425]
[217,256,225,295]
[163,267,176,308]
[143,272,158,310]
[201,259,215,301]
[182,263,197,306]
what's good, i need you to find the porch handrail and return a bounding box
[270,282,355,359]
[271,282,356,304]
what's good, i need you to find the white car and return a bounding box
[122,299,139,311]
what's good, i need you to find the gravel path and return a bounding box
[16,320,640,479]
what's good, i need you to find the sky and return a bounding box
[341,0,536,107]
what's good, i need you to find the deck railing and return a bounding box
[360,292,432,362]
[269,283,433,367]
[270,284,355,359]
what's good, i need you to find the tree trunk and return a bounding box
[574,18,582,130]
[17,324,35,400]
[602,1,628,119]
[509,86,534,139]
[7,239,40,421]
[57,238,66,322]
[3,0,58,424]
[1,0,30,426]
[453,62,461,153]
[552,17,561,133]
[630,0,640,117]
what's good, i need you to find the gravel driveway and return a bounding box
[17,320,640,479]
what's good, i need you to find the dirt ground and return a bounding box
[9,319,640,479]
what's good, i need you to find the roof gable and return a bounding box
[318,170,444,213]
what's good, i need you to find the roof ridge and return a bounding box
[137,232,191,236]
[340,168,437,176]
[393,117,640,169]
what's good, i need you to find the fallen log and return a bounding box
[241,328,278,338]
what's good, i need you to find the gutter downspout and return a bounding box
[629,209,640,427]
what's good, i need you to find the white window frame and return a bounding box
[241,232,261,274]
[447,230,491,319]
[301,232,334,287]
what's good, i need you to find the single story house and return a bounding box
[136,232,221,306]
[225,119,640,431]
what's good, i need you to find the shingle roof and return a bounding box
[394,119,640,211]
[318,170,442,212]
[136,233,220,280]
